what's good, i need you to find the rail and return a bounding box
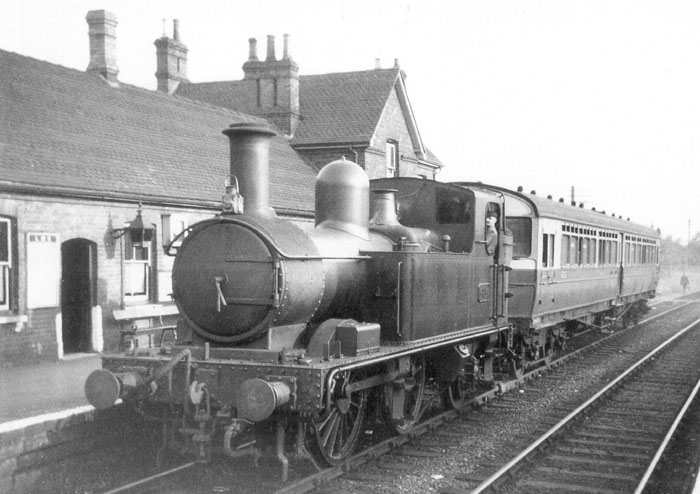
[469,315,700,494]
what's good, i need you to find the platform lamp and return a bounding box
[110,203,156,309]
[110,202,155,248]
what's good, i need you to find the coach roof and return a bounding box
[453,182,659,238]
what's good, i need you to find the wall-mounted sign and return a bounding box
[27,233,60,308]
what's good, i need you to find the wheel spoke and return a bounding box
[326,414,340,455]
[320,411,340,449]
[310,370,367,465]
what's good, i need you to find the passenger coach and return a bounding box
[454,182,659,363]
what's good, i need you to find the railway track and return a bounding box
[463,315,700,494]
[96,297,699,494]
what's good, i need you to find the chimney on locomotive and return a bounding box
[370,189,400,226]
[221,122,278,217]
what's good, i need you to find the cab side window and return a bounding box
[436,188,471,224]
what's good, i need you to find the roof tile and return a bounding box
[0,50,317,214]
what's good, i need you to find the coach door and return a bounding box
[61,239,97,353]
[618,233,625,298]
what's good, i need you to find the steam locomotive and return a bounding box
[85,123,659,478]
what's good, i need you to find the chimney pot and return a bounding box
[394,58,399,68]
[173,19,180,41]
[248,38,258,61]
[375,58,381,69]
[266,35,276,61]
[283,34,291,60]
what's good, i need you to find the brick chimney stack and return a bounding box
[86,10,119,83]
[155,19,189,94]
[242,34,300,137]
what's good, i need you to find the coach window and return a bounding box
[125,234,151,301]
[561,234,571,266]
[507,217,532,257]
[589,238,597,265]
[571,236,580,266]
[580,238,589,265]
[542,233,555,267]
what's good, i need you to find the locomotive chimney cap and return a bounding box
[223,122,278,137]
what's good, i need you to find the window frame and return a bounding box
[0,217,10,311]
[386,140,398,177]
[542,233,555,268]
[124,234,152,301]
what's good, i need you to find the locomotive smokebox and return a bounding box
[222,123,278,217]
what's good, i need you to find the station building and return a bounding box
[0,10,442,365]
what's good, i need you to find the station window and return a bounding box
[542,233,555,267]
[386,140,398,178]
[0,218,11,311]
[125,235,151,300]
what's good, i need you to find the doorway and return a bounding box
[61,239,97,353]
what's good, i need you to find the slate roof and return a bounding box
[175,68,442,165]
[0,49,317,215]
[294,69,401,146]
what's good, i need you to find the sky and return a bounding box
[1,0,698,242]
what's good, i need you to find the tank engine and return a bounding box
[84,122,515,477]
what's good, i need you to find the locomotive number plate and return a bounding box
[478,283,491,302]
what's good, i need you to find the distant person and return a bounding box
[681,273,690,294]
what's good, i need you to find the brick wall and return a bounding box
[0,407,153,493]
[367,89,437,180]
[0,193,216,365]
